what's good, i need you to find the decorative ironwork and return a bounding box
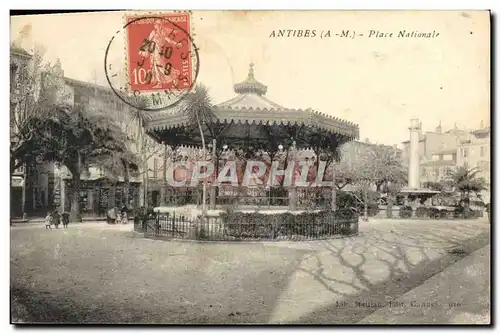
[136,211,359,241]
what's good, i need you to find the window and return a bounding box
[480,146,485,157]
[74,92,89,107]
[10,63,19,93]
[462,148,468,158]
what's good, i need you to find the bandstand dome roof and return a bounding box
[146,63,359,148]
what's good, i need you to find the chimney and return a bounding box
[419,121,423,137]
[364,138,370,144]
[436,120,442,134]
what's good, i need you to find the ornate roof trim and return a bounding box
[146,107,359,139]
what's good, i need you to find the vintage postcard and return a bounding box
[10,10,490,325]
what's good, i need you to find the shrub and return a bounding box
[416,207,429,218]
[439,209,450,219]
[222,209,358,239]
[399,205,413,218]
[453,206,478,219]
[428,207,440,219]
[367,203,379,217]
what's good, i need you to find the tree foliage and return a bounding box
[13,104,134,221]
[10,44,65,173]
[445,165,488,208]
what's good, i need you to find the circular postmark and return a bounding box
[104,12,200,111]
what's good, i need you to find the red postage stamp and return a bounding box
[125,12,193,93]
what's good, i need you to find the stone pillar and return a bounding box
[160,145,167,205]
[408,118,421,189]
[330,163,336,211]
[88,189,94,214]
[60,177,66,213]
[210,138,217,210]
[138,186,145,208]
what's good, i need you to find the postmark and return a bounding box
[104,11,200,111]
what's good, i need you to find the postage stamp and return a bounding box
[104,11,199,111]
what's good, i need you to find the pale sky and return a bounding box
[10,10,490,146]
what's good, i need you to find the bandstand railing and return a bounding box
[135,209,359,241]
[159,186,335,210]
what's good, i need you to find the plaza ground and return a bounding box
[10,218,490,324]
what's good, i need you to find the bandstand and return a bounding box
[145,64,359,212]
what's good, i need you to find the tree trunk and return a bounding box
[210,138,217,210]
[363,186,368,221]
[69,172,81,222]
[464,191,470,211]
[330,165,336,211]
[123,166,130,209]
[386,193,394,218]
[195,113,207,217]
[21,164,27,219]
[160,145,167,205]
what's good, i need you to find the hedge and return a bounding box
[220,209,358,239]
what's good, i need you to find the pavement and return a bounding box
[359,244,490,324]
[11,217,108,224]
[10,218,490,324]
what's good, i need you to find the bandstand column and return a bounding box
[210,138,217,210]
[288,143,297,211]
[331,164,337,211]
[159,145,167,205]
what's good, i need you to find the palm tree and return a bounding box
[446,165,488,211]
[14,104,131,222]
[181,84,218,216]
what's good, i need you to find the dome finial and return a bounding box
[233,62,267,96]
[248,62,255,79]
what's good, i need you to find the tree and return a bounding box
[181,84,218,216]
[370,145,407,218]
[13,105,132,222]
[347,144,407,220]
[446,165,488,211]
[10,44,64,173]
[332,161,357,190]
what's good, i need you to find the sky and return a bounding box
[10,10,490,147]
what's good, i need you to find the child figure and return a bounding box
[116,210,122,225]
[45,212,53,230]
[121,210,128,224]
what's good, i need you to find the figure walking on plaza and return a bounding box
[52,210,61,229]
[61,211,70,228]
[107,207,117,224]
[121,207,128,224]
[44,212,53,230]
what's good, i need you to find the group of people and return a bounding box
[44,210,70,230]
[106,207,129,224]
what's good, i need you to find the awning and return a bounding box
[11,176,24,188]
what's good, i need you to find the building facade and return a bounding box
[15,60,168,217]
[10,46,33,218]
[401,120,491,203]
